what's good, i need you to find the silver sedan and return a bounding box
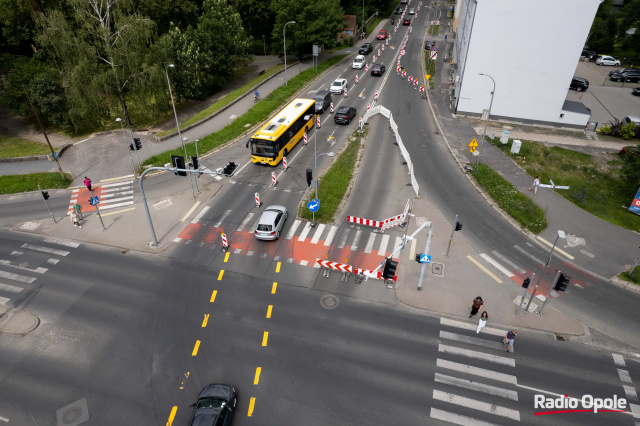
[254,205,288,240]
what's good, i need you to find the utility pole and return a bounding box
[539,179,570,223]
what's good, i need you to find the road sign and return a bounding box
[419,254,431,264]
[469,138,478,153]
[89,196,99,206]
[307,199,320,212]
[430,51,437,60]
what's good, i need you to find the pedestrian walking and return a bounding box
[503,329,517,352]
[84,177,92,192]
[476,311,488,333]
[469,296,483,318]
[529,176,540,195]
[70,211,82,228]
[73,201,83,220]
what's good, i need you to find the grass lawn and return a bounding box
[0,172,72,194]
[487,136,640,232]
[298,130,363,223]
[143,55,347,168]
[0,134,51,158]
[471,163,547,234]
[618,266,640,285]
[157,63,285,137]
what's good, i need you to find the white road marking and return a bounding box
[430,408,500,426]
[0,270,36,284]
[480,253,514,278]
[43,238,80,248]
[298,222,313,242]
[237,213,255,232]
[286,220,301,240]
[580,249,595,258]
[46,258,59,265]
[97,196,133,204]
[0,296,10,305]
[377,234,390,256]
[440,331,506,350]
[10,251,23,256]
[21,243,69,257]
[624,385,638,401]
[96,201,134,210]
[338,228,351,249]
[437,359,518,385]
[613,353,626,367]
[409,238,416,262]
[0,282,23,293]
[513,245,544,265]
[439,344,515,367]
[180,201,201,222]
[173,237,182,243]
[491,250,525,274]
[324,226,338,246]
[434,373,518,401]
[100,180,133,189]
[618,369,632,383]
[213,209,232,228]
[99,190,134,198]
[537,236,574,260]
[440,318,507,337]
[364,232,377,254]
[311,224,326,244]
[432,390,520,421]
[0,261,46,274]
[392,236,402,259]
[350,230,363,251]
[300,260,308,266]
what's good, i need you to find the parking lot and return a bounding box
[567,60,640,128]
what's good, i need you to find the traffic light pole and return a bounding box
[524,231,563,313]
[417,222,434,291]
[38,185,57,224]
[129,131,142,171]
[515,272,535,316]
[537,270,561,316]
[445,214,458,258]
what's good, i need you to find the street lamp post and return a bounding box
[116,118,137,177]
[182,136,196,197]
[283,21,296,86]
[476,73,496,167]
[524,230,565,313]
[165,64,188,159]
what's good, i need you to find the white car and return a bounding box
[352,55,365,69]
[254,205,288,240]
[330,78,348,95]
[596,55,621,66]
[408,8,415,14]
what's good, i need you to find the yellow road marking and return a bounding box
[218,270,224,280]
[100,207,135,217]
[180,201,201,222]
[166,406,178,425]
[210,290,217,302]
[192,340,201,356]
[536,236,575,260]
[224,252,230,262]
[248,397,256,417]
[262,331,269,346]
[254,367,261,385]
[275,262,281,273]
[100,174,134,182]
[271,282,277,294]
[467,255,503,283]
[266,305,272,318]
[202,314,209,327]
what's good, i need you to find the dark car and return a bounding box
[371,64,386,76]
[581,46,597,60]
[395,6,404,14]
[633,87,640,96]
[609,68,635,77]
[400,0,407,4]
[188,384,237,426]
[334,106,357,124]
[424,40,436,51]
[569,77,589,91]
[402,18,411,25]
[610,71,640,83]
[313,90,331,114]
[359,43,372,55]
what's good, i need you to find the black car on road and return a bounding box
[569,77,589,91]
[633,87,640,96]
[188,384,237,426]
[609,68,635,77]
[334,106,357,124]
[610,71,640,83]
[424,40,436,51]
[359,43,372,55]
[371,64,386,76]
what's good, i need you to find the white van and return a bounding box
[622,116,640,126]
[352,55,365,69]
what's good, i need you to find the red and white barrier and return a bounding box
[347,215,383,228]
[378,49,380,56]
[221,232,229,248]
[373,55,376,63]
[408,75,413,84]
[386,39,389,45]
[358,117,363,129]
[419,86,425,92]
[365,64,369,72]
[317,116,321,128]
[382,44,385,52]
[255,192,260,207]
[303,132,307,146]
[271,172,276,186]
[344,87,348,98]
[414,79,419,89]
[316,259,352,273]
[375,90,379,100]
[367,103,370,111]
[283,156,288,170]
[355,74,359,84]
[330,103,334,113]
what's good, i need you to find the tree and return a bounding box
[621,145,640,189]
[136,0,200,35]
[229,0,274,49]
[588,17,615,53]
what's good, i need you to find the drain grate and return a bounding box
[320,294,340,310]
[432,262,444,276]
[62,407,82,424]
[554,333,566,342]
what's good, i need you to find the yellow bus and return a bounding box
[247,98,315,166]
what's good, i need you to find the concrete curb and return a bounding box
[0,142,73,163]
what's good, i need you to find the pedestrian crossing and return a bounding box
[432,318,521,424]
[68,178,134,215]
[0,238,80,308]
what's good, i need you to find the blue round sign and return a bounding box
[307,199,320,212]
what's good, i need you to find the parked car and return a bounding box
[581,46,597,60]
[609,68,635,77]
[313,90,332,114]
[255,205,288,240]
[596,55,621,66]
[424,40,436,51]
[330,78,348,95]
[622,116,640,126]
[371,64,386,76]
[188,384,237,426]
[334,106,357,124]
[377,30,387,40]
[352,55,366,69]
[408,8,415,14]
[569,77,589,91]
[400,0,407,4]
[402,18,411,25]
[633,87,640,96]
[610,70,640,82]
[359,43,372,55]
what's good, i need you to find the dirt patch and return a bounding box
[0,107,77,148]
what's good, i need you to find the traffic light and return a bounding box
[522,277,530,289]
[172,155,187,176]
[223,162,237,175]
[415,253,421,262]
[554,273,571,292]
[42,191,49,200]
[455,221,463,231]
[191,156,200,177]
[382,258,398,280]
[134,138,142,150]
[129,143,134,151]
[306,169,313,187]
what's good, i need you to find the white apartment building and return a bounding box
[453,0,601,128]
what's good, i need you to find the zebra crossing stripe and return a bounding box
[0,282,24,293]
[434,373,518,401]
[213,209,232,228]
[311,224,326,244]
[286,220,301,240]
[378,234,390,256]
[392,237,402,259]
[43,238,80,248]
[338,228,351,249]
[21,243,69,257]
[490,250,525,274]
[0,261,46,274]
[101,190,133,198]
[0,296,10,305]
[364,232,376,254]
[409,238,417,262]
[350,230,363,251]
[613,354,626,367]
[324,226,338,246]
[623,385,638,401]
[191,206,210,224]
[432,390,520,421]
[100,180,133,189]
[438,344,515,367]
[430,408,500,426]
[437,359,518,385]
[237,213,254,232]
[298,222,313,242]
[618,369,632,383]
[467,256,502,284]
[440,318,507,337]
[479,253,514,278]
[513,245,544,265]
[440,331,508,351]
[0,269,36,284]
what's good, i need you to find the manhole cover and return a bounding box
[432,262,444,275]
[62,407,82,424]
[320,294,340,310]
[554,333,566,342]
[56,397,89,426]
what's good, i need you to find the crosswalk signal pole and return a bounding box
[91,190,107,231]
[516,273,534,316]
[38,185,57,224]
